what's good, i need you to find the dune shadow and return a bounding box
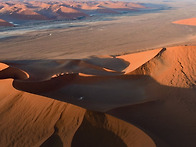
[1,45,196,147]
[11,73,196,147]
[71,111,127,147]
[41,133,63,147]
[107,86,196,147]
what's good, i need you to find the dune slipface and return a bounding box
[0,46,196,147]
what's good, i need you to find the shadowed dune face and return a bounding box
[0,46,196,146]
[109,46,196,146]
[0,76,155,147]
[0,66,29,80]
[2,49,162,111]
[72,111,155,147]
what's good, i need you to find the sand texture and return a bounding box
[0,46,196,146]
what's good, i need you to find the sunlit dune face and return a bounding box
[78,73,94,77]
[173,18,196,26]
[0,63,9,70]
[0,46,196,147]
[51,72,74,78]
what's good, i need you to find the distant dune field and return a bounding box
[0,0,146,24]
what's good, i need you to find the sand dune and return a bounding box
[0,18,13,27]
[0,1,146,22]
[173,17,196,26]
[56,6,88,19]
[0,66,154,147]
[0,46,196,146]
[0,3,48,20]
[117,48,162,74]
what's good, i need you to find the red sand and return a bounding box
[0,46,196,146]
[173,17,196,26]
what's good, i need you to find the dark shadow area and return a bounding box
[1,53,196,147]
[0,66,28,80]
[107,86,196,147]
[11,73,196,147]
[41,132,63,147]
[72,111,126,147]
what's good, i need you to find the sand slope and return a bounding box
[109,46,196,146]
[0,46,196,146]
[0,67,154,147]
[0,19,13,27]
[173,17,196,26]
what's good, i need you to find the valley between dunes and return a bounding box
[1,46,196,147]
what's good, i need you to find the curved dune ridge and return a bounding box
[0,46,196,146]
[173,17,196,26]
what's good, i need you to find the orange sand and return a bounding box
[0,46,196,146]
[173,17,196,26]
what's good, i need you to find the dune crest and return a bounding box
[1,46,196,146]
[0,63,29,80]
[117,48,162,74]
[130,46,196,87]
[0,67,154,147]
